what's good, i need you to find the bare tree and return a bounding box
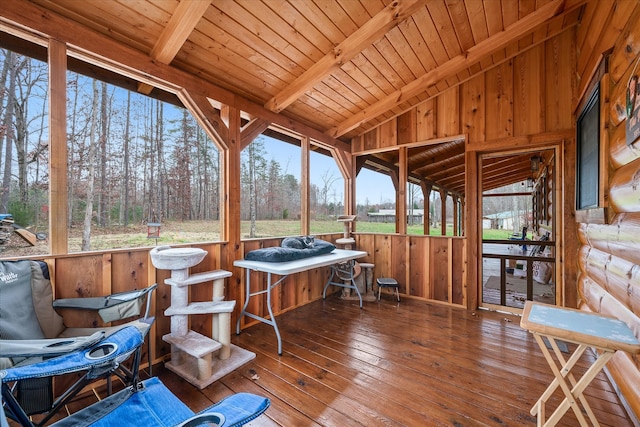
[81,80,99,251]
[319,170,339,219]
[0,51,17,212]
[120,90,131,225]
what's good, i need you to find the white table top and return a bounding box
[234,249,367,275]
[521,301,640,353]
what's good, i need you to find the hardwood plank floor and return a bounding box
[10,296,634,426]
[161,296,634,427]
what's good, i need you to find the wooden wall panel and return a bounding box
[461,74,485,143]
[45,232,467,368]
[484,60,514,141]
[390,235,409,295]
[415,99,436,141]
[409,237,429,298]
[451,238,466,305]
[53,255,107,328]
[436,86,460,138]
[429,237,450,303]
[378,120,397,149]
[545,29,576,131]
[514,45,544,136]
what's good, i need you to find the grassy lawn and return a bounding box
[2,219,520,258]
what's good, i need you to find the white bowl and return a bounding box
[150,246,207,270]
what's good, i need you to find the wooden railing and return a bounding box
[482,239,556,307]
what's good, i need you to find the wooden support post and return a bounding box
[301,136,310,235]
[48,39,68,255]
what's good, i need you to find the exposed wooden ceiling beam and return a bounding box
[138,0,211,94]
[264,0,427,113]
[178,92,229,149]
[329,0,567,138]
[240,118,270,150]
[0,0,349,152]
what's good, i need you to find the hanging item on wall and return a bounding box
[626,57,640,146]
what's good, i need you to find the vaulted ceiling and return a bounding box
[2,0,586,196]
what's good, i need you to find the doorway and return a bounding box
[479,148,558,312]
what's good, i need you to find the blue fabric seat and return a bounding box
[47,377,269,427]
[1,327,269,427]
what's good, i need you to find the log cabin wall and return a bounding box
[575,2,640,419]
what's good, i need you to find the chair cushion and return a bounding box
[0,261,47,340]
[30,261,65,338]
[245,239,336,263]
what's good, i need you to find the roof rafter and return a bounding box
[328,0,567,138]
[264,0,427,113]
[138,0,211,94]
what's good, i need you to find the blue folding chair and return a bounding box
[1,327,269,427]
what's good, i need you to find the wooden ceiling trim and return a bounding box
[425,0,463,59]
[446,0,477,53]
[218,2,315,75]
[342,55,385,103]
[372,33,416,86]
[349,12,583,139]
[411,7,450,67]
[484,0,504,37]
[35,0,161,53]
[263,0,335,56]
[288,1,346,45]
[203,4,302,82]
[329,0,566,138]
[264,0,427,113]
[397,17,437,77]
[347,51,396,98]
[411,150,466,174]
[466,0,490,43]
[138,0,211,94]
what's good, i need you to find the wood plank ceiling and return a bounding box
[18,0,584,195]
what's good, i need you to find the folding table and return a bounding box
[234,249,367,355]
[520,301,640,427]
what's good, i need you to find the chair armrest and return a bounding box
[175,413,225,427]
[0,331,105,359]
[53,284,157,323]
[195,392,270,426]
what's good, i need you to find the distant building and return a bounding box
[367,209,424,224]
[482,211,527,230]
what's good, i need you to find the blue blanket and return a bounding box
[245,239,336,263]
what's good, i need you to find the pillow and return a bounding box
[245,239,336,263]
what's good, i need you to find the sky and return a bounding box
[261,136,396,206]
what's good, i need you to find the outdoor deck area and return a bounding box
[30,296,634,427]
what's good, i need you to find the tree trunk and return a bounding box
[249,142,257,237]
[81,80,99,251]
[68,73,80,226]
[120,91,131,225]
[1,52,17,212]
[98,81,107,227]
